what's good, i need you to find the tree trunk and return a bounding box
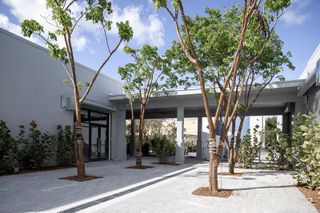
[74,97,85,177]
[130,101,135,157]
[136,103,145,167]
[234,117,245,166]
[208,138,219,192]
[228,118,236,174]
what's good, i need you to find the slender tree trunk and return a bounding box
[228,118,236,174]
[233,117,245,165]
[130,101,135,157]
[136,103,145,167]
[74,94,85,177]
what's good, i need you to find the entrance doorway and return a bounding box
[90,124,108,160]
[77,109,110,161]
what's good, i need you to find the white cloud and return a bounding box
[0,13,41,44]
[281,0,312,26]
[291,0,312,9]
[0,13,20,35]
[282,10,310,25]
[1,0,165,51]
[110,5,164,47]
[74,36,87,52]
[2,0,87,50]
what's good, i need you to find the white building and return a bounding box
[0,28,127,162]
[1,27,320,164]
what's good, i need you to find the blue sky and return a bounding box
[0,0,319,82]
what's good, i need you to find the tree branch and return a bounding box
[80,38,123,102]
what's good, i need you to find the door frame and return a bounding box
[90,123,108,161]
[75,109,110,161]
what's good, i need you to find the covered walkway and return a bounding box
[109,80,306,164]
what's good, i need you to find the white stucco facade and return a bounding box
[0,28,126,161]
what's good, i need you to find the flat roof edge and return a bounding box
[109,80,304,101]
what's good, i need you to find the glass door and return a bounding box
[90,124,108,160]
[76,109,110,161]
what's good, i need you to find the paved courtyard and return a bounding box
[0,157,317,213]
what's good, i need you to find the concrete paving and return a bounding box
[0,158,317,213]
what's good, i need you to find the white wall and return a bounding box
[300,43,320,79]
[0,29,123,142]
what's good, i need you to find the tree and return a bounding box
[21,0,133,177]
[118,44,177,167]
[227,32,294,174]
[153,0,291,192]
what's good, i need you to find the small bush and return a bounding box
[184,140,196,154]
[285,113,320,189]
[150,134,176,164]
[239,129,261,168]
[142,140,151,155]
[17,121,55,169]
[57,125,74,166]
[0,121,18,173]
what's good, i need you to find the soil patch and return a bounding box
[218,172,242,176]
[297,186,320,212]
[0,165,74,176]
[126,165,154,169]
[192,187,232,198]
[59,175,102,182]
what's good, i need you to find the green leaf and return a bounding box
[116,21,133,41]
[21,19,44,37]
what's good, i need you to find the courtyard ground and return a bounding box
[0,157,317,213]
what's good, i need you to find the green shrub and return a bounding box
[150,134,176,164]
[285,113,320,189]
[57,125,74,166]
[265,127,289,169]
[0,121,18,173]
[142,140,151,155]
[239,129,261,168]
[17,121,55,169]
[184,140,196,154]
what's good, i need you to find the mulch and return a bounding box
[126,165,154,169]
[218,172,243,176]
[192,187,232,198]
[297,186,320,212]
[59,175,102,182]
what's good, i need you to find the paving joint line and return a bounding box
[59,167,196,213]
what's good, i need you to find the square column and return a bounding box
[196,116,202,160]
[175,106,185,164]
[111,110,127,161]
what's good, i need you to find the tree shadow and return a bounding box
[242,170,293,177]
[231,184,296,191]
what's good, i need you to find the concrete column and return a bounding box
[175,106,184,164]
[282,114,289,134]
[111,110,127,161]
[196,116,202,160]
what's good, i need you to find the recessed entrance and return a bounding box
[90,124,108,160]
[77,109,110,161]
